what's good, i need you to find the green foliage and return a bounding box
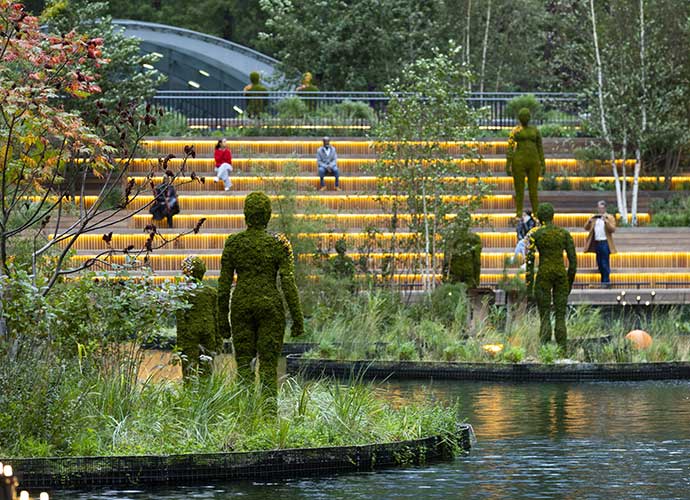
[506,94,542,120]
[443,228,482,289]
[274,97,309,119]
[500,345,526,363]
[650,196,690,227]
[152,111,191,137]
[538,343,561,364]
[430,283,469,327]
[42,0,165,136]
[370,46,489,294]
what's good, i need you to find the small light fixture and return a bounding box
[645,301,650,306]
[20,491,29,500]
[621,291,626,297]
[482,343,504,356]
[142,63,154,70]
[650,290,656,297]
[636,295,641,302]
[198,69,210,77]
[187,80,201,89]
[233,105,244,114]
[3,464,12,476]
[151,52,164,59]
[621,301,627,306]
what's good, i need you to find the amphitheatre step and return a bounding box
[140,137,599,157]
[130,212,650,230]
[70,251,690,273]
[63,228,690,253]
[125,157,618,175]
[130,174,690,192]
[96,192,667,214]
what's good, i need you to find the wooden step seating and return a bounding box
[65,137,690,288]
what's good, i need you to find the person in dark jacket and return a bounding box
[513,210,536,265]
[150,179,180,228]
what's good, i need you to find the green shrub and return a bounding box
[540,173,559,191]
[538,343,562,364]
[429,283,469,327]
[396,341,418,361]
[332,100,376,122]
[153,110,190,136]
[275,97,309,119]
[501,345,525,363]
[506,94,542,120]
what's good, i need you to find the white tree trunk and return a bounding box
[421,180,432,295]
[589,0,625,220]
[620,133,629,220]
[631,0,647,226]
[479,0,492,95]
[465,0,472,91]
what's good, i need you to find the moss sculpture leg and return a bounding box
[535,275,553,344]
[257,313,285,400]
[512,164,526,218]
[527,166,540,213]
[535,273,569,348]
[552,274,569,349]
[232,318,257,386]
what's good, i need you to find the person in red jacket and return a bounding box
[214,138,233,191]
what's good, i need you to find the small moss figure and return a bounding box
[506,108,545,218]
[327,238,356,282]
[176,256,219,378]
[443,222,482,290]
[296,72,318,111]
[526,203,577,349]
[244,71,268,118]
[217,192,304,399]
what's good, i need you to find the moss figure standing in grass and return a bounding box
[243,71,267,118]
[526,203,577,349]
[506,108,545,218]
[218,192,304,399]
[327,238,356,282]
[443,224,482,290]
[176,256,219,378]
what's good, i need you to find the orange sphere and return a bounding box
[625,330,653,350]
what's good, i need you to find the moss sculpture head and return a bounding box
[244,191,272,229]
[181,255,207,281]
[518,107,531,126]
[302,72,313,85]
[335,238,347,255]
[250,71,260,85]
[537,202,555,224]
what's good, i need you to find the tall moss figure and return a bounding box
[217,192,304,398]
[328,238,356,281]
[506,108,545,218]
[244,71,267,118]
[443,226,482,289]
[176,256,219,378]
[526,203,577,349]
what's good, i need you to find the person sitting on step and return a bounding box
[316,136,340,191]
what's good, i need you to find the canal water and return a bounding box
[58,380,690,499]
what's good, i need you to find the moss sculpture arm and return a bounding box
[506,126,518,175]
[525,230,537,296]
[217,235,236,339]
[565,230,577,291]
[472,235,482,288]
[277,235,304,337]
[536,127,546,175]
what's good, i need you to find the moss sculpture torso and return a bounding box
[506,109,545,218]
[217,192,303,400]
[444,231,482,289]
[526,204,577,348]
[244,75,268,118]
[176,283,219,377]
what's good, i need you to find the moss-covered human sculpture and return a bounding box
[327,238,356,281]
[443,222,482,289]
[243,71,267,118]
[176,256,219,378]
[217,192,304,398]
[526,203,577,349]
[296,71,318,92]
[506,108,545,218]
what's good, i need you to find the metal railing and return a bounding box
[151,91,585,132]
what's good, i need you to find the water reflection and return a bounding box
[57,380,690,499]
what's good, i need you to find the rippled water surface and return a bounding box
[58,380,690,499]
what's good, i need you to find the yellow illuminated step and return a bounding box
[125,157,623,175]
[71,250,685,273]
[62,231,593,251]
[141,139,509,157]
[131,213,650,230]
[125,194,514,211]
[130,175,690,192]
